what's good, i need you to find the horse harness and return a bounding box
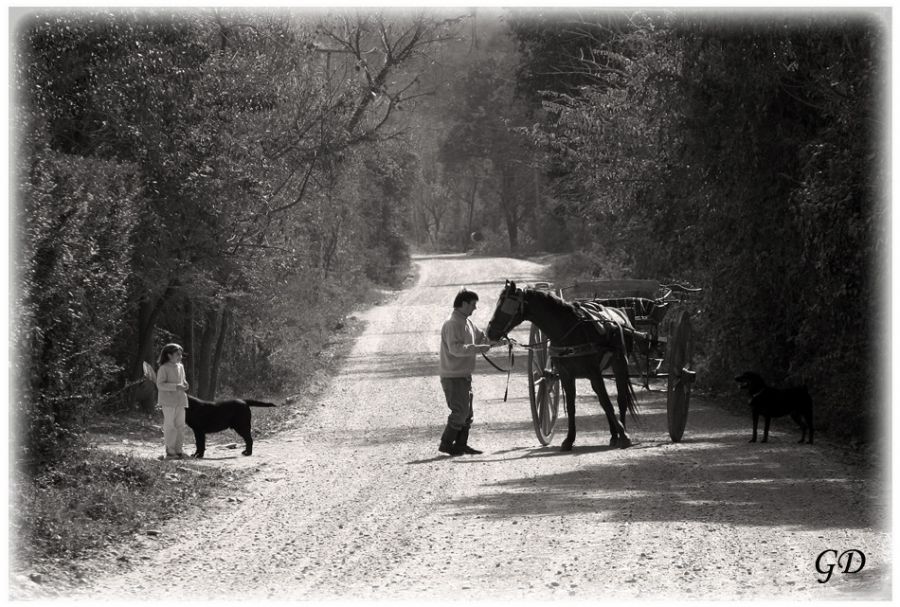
[495,287,644,361]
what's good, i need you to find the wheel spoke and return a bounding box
[528,322,557,445]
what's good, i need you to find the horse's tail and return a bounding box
[623,363,640,421]
[245,399,276,408]
[615,326,640,422]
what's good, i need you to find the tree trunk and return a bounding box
[183,297,196,390]
[208,306,231,400]
[466,179,478,246]
[500,169,520,253]
[196,307,220,400]
[131,281,178,413]
[506,211,519,252]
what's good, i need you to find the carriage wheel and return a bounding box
[666,309,695,442]
[528,323,561,445]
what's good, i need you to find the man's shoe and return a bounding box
[438,443,464,456]
[455,427,483,455]
[439,425,463,456]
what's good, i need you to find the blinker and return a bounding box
[500,298,520,315]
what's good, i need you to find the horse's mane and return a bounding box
[525,288,576,315]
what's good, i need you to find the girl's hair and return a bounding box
[156,343,184,368]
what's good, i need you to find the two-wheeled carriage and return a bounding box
[524,280,701,445]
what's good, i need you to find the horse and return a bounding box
[486,280,640,451]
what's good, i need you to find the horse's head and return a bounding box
[487,280,527,341]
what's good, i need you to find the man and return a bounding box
[438,287,495,456]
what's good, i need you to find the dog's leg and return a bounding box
[234,423,253,456]
[762,416,771,443]
[807,407,814,444]
[750,412,759,443]
[791,411,807,443]
[192,432,206,458]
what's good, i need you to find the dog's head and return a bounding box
[735,371,765,395]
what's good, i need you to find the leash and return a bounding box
[480,342,514,401]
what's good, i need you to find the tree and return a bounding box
[510,9,886,440]
[438,49,543,252]
[15,8,469,435]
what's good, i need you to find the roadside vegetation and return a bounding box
[13,452,247,570]
[12,7,884,583]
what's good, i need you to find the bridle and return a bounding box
[481,283,528,402]
[489,282,527,341]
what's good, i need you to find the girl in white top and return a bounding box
[156,343,190,459]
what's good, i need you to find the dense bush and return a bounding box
[16,150,140,464]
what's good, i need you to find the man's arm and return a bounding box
[445,321,491,356]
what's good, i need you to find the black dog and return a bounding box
[185,395,276,458]
[735,372,813,444]
[141,362,275,458]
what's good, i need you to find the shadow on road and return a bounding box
[436,395,880,531]
[443,441,877,531]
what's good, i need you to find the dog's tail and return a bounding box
[245,400,276,408]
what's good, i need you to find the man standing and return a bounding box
[438,288,494,456]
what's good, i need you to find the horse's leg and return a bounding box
[611,354,634,448]
[560,373,577,452]
[589,372,621,447]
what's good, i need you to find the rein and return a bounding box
[480,342,515,401]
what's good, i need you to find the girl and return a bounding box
[156,343,190,459]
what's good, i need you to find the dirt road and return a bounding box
[47,253,890,600]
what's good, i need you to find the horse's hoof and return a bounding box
[560,441,573,452]
[617,436,632,449]
[609,436,619,447]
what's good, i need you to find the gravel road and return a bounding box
[41,253,891,600]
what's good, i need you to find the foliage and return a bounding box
[358,148,417,285]
[14,8,465,464]
[12,448,246,564]
[436,49,548,252]
[510,10,886,441]
[15,149,141,464]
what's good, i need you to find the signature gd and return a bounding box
[815,549,866,584]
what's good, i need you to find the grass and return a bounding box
[11,449,249,568]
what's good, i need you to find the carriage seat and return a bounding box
[592,297,669,327]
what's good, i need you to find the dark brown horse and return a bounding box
[486,281,639,451]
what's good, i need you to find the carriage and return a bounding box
[521,279,701,445]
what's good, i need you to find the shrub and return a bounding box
[15,149,141,466]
